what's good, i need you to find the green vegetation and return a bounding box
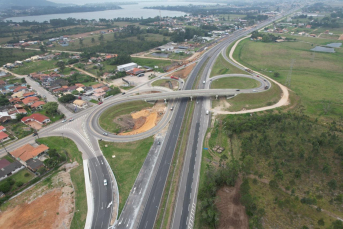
[151,79,178,89]
[0,169,35,193]
[210,54,246,77]
[99,101,153,134]
[196,112,343,228]
[0,48,43,67]
[225,81,282,111]
[100,137,154,214]
[132,57,171,71]
[233,37,343,120]
[210,77,260,89]
[12,60,62,75]
[36,137,87,229]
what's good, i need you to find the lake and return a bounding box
[5,1,220,22]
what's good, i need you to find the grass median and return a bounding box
[99,101,153,134]
[210,53,246,77]
[210,77,260,89]
[99,137,154,215]
[36,136,87,229]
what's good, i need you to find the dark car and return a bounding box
[122,92,126,95]
[32,133,38,137]
[236,89,240,91]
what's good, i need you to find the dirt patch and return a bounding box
[215,179,249,229]
[26,121,43,130]
[212,98,232,114]
[339,34,343,40]
[113,114,135,132]
[173,63,196,79]
[0,163,77,229]
[119,101,166,136]
[68,27,107,39]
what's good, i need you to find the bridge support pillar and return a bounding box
[164,99,167,103]
[216,95,218,100]
[190,96,193,101]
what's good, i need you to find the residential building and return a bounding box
[0,161,24,181]
[26,158,44,172]
[10,144,49,166]
[21,113,50,125]
[91,83,105,90]
[23,92,36,98]
[30,101,46,110]
[13,86,27,93]
[0,159,10,169]
[0,132,10,142]
[22,96,39,106]
[0,126,6,132]
[73,99,88,109]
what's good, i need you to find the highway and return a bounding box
[0,7,299,229]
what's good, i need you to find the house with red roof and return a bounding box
[9,98,22,104]
[23,92,36,98]
[30,101,46,109]
[0,80,6,86]
[21,113,50,125]
[13,86,27,93]
[22,96,39,105]
[0,126,6,132]
[0,132,10,142]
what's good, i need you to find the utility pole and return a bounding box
[285,59,295,88]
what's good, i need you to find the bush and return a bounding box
[24,173,30,177]
[16,181,24,187]
[318,218,325,226]
[0,182,11,193]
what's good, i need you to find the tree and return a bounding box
[39,45,47,52]
[16,181,23,187]
[0,96,10,106]
[16,113,26,121]
[56,61,66,72]
[242,155,254,174]
[0,181,11,193]
[105,87,121,97]
[99,33,104,41]
[327,179,337,190]
[91,37,95,43]
[318,218,325,226]
[58,94,76,103]
[79,38,83,46]
[21,46,26,52]
[331,220,343,229]
[274,72,280,77]
[43,102,58,114]
[275,169,284,180]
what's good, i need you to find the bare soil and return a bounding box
[173,63,196,79]
[0,163,77,229]
[339,34,343,40]
[113,114,135,132]
[119,101,166,136]
[215,179,249,229]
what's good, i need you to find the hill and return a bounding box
[0,0,59,8]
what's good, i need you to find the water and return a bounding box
[5,2,220,22]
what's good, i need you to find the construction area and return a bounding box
[114,101,166,136]
[0,163,77,229]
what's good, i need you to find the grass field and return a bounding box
[216,81,282,112]
[12,60,62,75]
[99,101,153,133]
[210,77,260,89]
[233,37,343,119]
[36,137,87,229]
[210,53,246,77]
[99,137,154,215]
[132,57,172,69]
[0,169,35,193]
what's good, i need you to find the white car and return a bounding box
[62,119,66,123]
[104,179,107,186]
[253,90,257,92]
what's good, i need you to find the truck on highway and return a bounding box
[244,68,253,73]
[171,76,179,80]
[203,80,206,84]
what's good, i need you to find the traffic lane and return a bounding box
[90,156,113,229]
[137,99,188,229]
[117,139,161,229]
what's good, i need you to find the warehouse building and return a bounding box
[117,63,138,72]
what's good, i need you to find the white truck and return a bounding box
[206,110,209,115]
